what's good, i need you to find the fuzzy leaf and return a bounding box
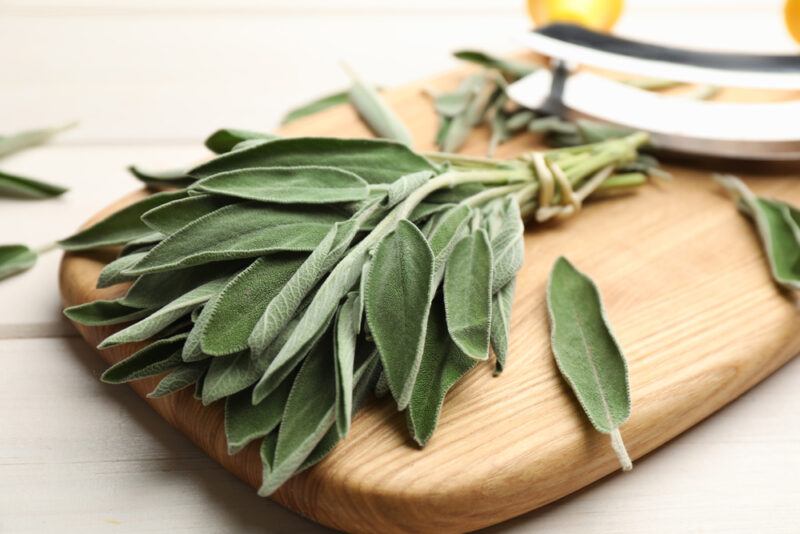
[224,378,294,455]
[346,70,413,146]
[0,169,67,199]
[365,219,434,410]
[205,129,278,154]
[427,204,472,271]
[101,334,186,384]
[147,362,207,398]
[141,195,236,235]
[0,244,37,281]
[333,292,359,436]
[490,279,516,375]
[484,198,524,293]
[96,252,146,288]
[453,50,538,78]
[0,122,74,159]
[201,351,261,405]
[128,165,194,189]
[281,91,349,125]
[64,299,153,326]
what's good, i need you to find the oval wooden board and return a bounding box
[60,62,800,533]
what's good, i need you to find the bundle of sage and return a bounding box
[60,130,650,495]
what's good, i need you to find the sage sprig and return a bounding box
[0,123,74,199]
[61,129,651,495]
[547,257,633,471]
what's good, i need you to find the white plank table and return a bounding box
[1,2,799,532]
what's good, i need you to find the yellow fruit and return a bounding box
[527,0,624,32]
[786,0,800,44]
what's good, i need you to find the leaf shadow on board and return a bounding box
[62,336,334,534]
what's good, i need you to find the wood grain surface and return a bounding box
[59,62,800,533]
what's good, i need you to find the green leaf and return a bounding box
[64,299,153,326]
[59,190,187,251]
[281,91,349,125]
[191,166,370,205]
[123,202,344,275]
[141,194,236,235]
[205,129,278,154]
[365,219,434,410]
[783,203,800,243]
[345,67,413,146]
[0,169,67,199]
[453,50,538,78]
[100,334,186,384]
[484,198,524,293]
[224,378,294,455]
[119,233,163,257]
[406,295,477,446]
[201,351,262,405]
[443,229,493,360]
[127,165,194,189]
[96,252,146,288]
[0,244,37,281]
[98,275,232,348]
[333,292,359,436]
[490,279,516,375]
[201,255,306,356]
[190,137,434,185]
[0,122,75,159]
[547,256,632,471]
[147,362,208,398]
[427,204,472,271]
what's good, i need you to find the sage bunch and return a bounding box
[60,128,651,495]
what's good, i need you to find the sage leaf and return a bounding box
[224,378,294,455]
[201,255,306,356]
[547,257,632,471]
[490,279,516,375]
[427,204,472,271]
[382,170,434,209]
[443,229,493,360]
[0,244,37,281]
[64,299,153,326]
[0,122,75,159]
[407,295,477,446]
[345,66,413,146]
[147,362,207,398]
[365,219,434,410]
[333,292,359,436]
[259,432,279,484]
[201,351,262,405]
[191,166,370,205]
[100,333,186,384]
[205,128,278,154]
[59,190,187,251]
[485,198,524,293]
[281,91,349,125]
[119,232,163,257]
[453,50,538,78]
[783,203,800,243]
[96,252,146,288]
[141,194,236,235]
[128,165,194,189]
[190,137,434,185]
[0,169,67,199]
[123,202,344,275]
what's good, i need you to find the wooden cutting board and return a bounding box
[59,60,800,533]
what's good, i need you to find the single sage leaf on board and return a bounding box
[205,128,278,154]
[453,50,539,78]
[0,244,37,281]
[547,256,632,471]
[141,194,236,235]
[147,362,208,398]
[127,165,194,189]
[0,122,75,159]
[59,190,187,251]
[0,169,67,199]
[201,351,262,405]
[490,279,516,375]
[64,299,154,326]
[406,295,477,446]
[96,252,146,288]
[333,292,359,437]
[346,68,414,146]
[224,378,294,455]
[191,166,370,205]
[443,229,493,360]
[365,219,434,410]
[100,334,187,384]
[281,90,349,125]
[201,255,306,356]
[190,137,434,185]
[123,202,344,275]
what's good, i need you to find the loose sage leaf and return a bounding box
[141,194,236,236]
[123,202,344,275]
[205,129,278,154]
[281,91,349,125]
[453,50,538,79]
[0,244,37,281]
[99,275,232,348]
[147,362,207,398]
[201,255,306,356]
[96,252,146,288]
[333,292,359,436]
[0,122,75,159]
[345,68,413,146]
[443,229,493,360]
[127,165,194,189]
[547,256,632,471]
[258,330,337,496]
[191,166,370,205]
[490,279,516,375]
[717,175,800,291]
[100,333,186,384]
[201,351,262,405]
[64,299,153,326]
[190,137,434,185]
[406,295,477,446]
[365,219,434,410]
[224,378,294,455]
[0,169,67,199]
[59,190,187,251]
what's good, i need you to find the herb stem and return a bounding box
[610,428,633,471]
[35,242,58,255]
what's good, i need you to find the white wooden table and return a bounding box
[1,1,799,532]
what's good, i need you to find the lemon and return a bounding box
[785,0,800,44]
[527,0,624,32]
